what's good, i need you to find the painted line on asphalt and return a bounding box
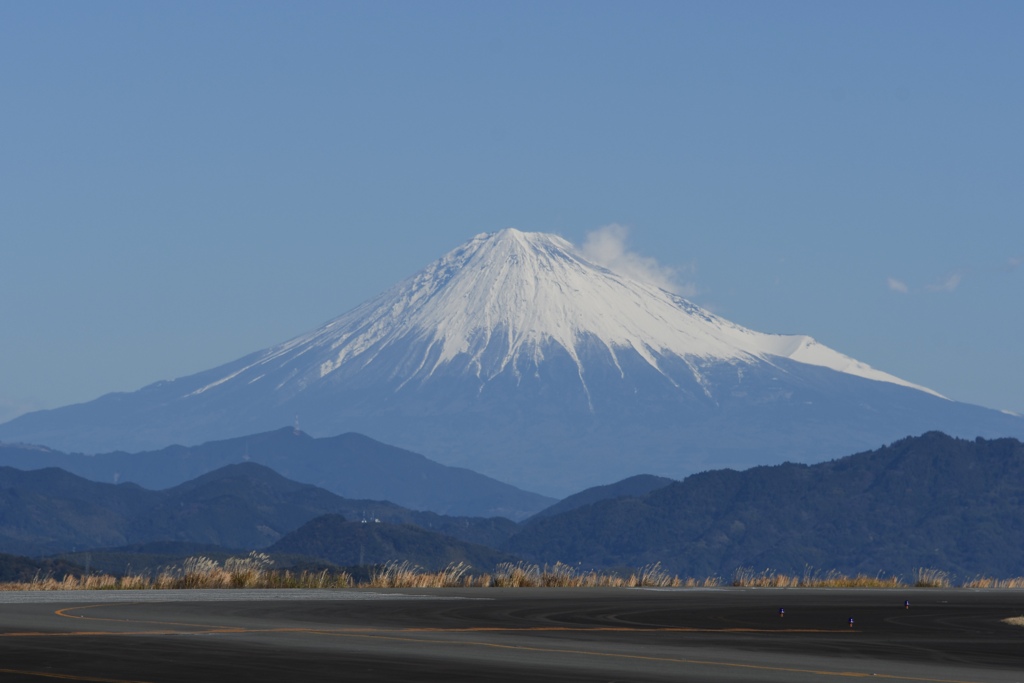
[406,625,852,633]
[0,668,152,683]
[55,604,246,632]
[53,603,852,634]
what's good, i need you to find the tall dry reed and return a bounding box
[0,552,352,591]
[914,568,952,588]
[732,567,907,588]
[368,561,475,588]
[961,576,1024,589]
[5,558,1024,592]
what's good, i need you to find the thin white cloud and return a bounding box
[1008,256,1022,271]
[927,273,962,293]
[579,224,697,297]
[887,277,909,294]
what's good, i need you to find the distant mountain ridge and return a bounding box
[2,229,1022,495]
[528,474,675,521]
[0,461,520,557]
[0,428,553,520]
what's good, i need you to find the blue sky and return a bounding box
[2,1,1022,424]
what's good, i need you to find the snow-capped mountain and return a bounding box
[196,229,936,402]
[3,229,1022,495]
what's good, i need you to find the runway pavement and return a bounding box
[1,587,1022,682]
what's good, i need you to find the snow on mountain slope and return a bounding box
[191,228,940,400]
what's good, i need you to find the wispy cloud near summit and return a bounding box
[579,224,696,297]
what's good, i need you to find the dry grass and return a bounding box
[732,567,906,588]
[0,573,123,591]
[0,552,352,591]
[914,568,952,588]
[366,561,720,589]
[961,576,1024,589]
[732,568,801,588]
[4,557,1024,592]
[368,561,475,588]
[485,561,716,588]
[729,567,1024,589]
[0,557,713,591]
[490,561,543,587]
[730,567,1024,589]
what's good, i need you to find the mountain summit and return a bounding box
[3,229,1022,494]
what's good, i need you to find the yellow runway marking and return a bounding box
[406,625,851,633]
[0,667,152,682]
[14,603,989,683]
[55,605,239,631]
[54,603,850,634]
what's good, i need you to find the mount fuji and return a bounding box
[3,229,1022,495]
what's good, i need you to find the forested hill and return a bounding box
[504,432,1024,578]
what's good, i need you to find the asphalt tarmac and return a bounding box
[1,587,1022,682]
